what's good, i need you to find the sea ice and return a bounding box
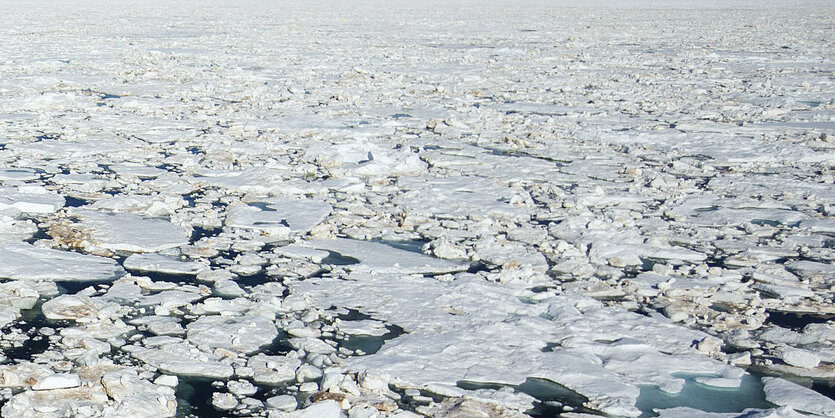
[60,209,190,253]
[304,238,468,274]
[761,377,835,416]
[186,314,278,354]
[122,253,208,276]
[0,0,832,416]
[0,242,125,282]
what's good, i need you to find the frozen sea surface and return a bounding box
[0,0,833,417]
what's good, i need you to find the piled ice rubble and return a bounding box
[0,0,833,417]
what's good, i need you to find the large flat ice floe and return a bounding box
[291,273,744,417]
[0,242,125,282]
[57,209,191,254]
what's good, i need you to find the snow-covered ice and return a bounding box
[0,0,832,416]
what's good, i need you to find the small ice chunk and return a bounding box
[248,354,301,386]
[186,314,278,354]
[0,308,17,329]
[0,168,39,182]
[266,394,297,411]
[32,373,80,391]
[154,375,178,387]
[125,342,234,380]
[337,319,389,337]
[287,400,342,418]
[227,380,257,397]
[41,295,99,321]
[212,392,238,411]
[213,279,246,298]
[778,347,821,369]
[225,203,291,240]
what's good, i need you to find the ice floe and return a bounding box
[0,0,832,417]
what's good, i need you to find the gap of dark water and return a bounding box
[190,226,221,243]
[245,201,276,211]
[175,378,226,418]
[34,133,61,141]
[182,190,205,207]
[1,316,52,363]
[338,324,405,355]
[156,163,180,173]
[55,280,110,295]
[24,226,51,244]
[765,310,834,330]
[467,262,492,274]
[136,271,199,286]
[186,146,203,155]
[2,307,73,363]
[261,331,295,356]
[234,270,276,289]
[812,380,835,400]
[337,308,373,321]
[320,251,359,266]
[63,196,90,207]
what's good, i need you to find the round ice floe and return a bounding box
[212,392,238,411]
[186,314,278,354]
[266,394,297,411]
[41,295,100,321]
[248,354,301,386]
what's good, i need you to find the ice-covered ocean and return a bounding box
[0,0,833,417]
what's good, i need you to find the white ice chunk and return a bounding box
[292,273,735,417]
[306,238,468,274]
[248,354,301,386]
[41,295,100,321]
[123,341,234,380]
[123,253,208,276]
[396,176,530,221]
[32,374,81,391]
[0,186,65,216]
[259,198,332,233]
[66,209,190,253]
[0,168,39,182]
[186,314,278,354]
[225,203,291,239]
[286,400,342,418]
[0,242,125,282]
[8,138,129,160]
[666,197,809,227]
